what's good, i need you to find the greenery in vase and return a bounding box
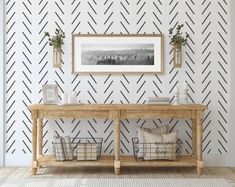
[169,24,189,47]
[44,29,65,49]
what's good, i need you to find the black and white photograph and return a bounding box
[81,44,154,66]
[72,35,163,73]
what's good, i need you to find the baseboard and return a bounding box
[5,154,32,166]
[203,154,229,167]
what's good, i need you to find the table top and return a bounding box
[28,103,208,111]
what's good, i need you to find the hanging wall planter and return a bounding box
[173,44,182,68]
[169,24,189,68]
[53,47,62,68]
[45,29,65,68]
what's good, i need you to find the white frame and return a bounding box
[42,84,58,104]
[72,34,164,74]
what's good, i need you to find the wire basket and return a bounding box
[52,137,103,161]
[132,138,183,161]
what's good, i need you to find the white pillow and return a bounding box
[163,132,177,160]
[152,125,168,134]
[137,125,168,143]
[137,125,168,158]
[142,131,177,160]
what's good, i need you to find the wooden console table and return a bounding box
[28,104,207,175]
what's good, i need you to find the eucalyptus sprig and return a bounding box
[45,29,65,49]
[169,24,189,47]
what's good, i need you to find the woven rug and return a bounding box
[0,178,232,187]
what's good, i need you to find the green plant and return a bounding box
[169,24,189,47]
[44,29,65,48]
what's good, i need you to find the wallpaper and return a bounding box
[4,0,230,164]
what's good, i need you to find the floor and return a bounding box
[0,167,235,186]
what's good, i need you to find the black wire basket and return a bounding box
[132,138,183,161]
[52,137,103,161]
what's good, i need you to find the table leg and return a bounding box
[37,118,43,168]
[31,110,38,175]
[192,119,196,155]
[37,118,43,155]
[196,115,204,175]
[114,118,121,175]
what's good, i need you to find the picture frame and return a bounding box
[42,84,58,104]
[72,34,164,74]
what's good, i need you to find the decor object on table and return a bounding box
[169,24,189,68]
[173,85,180,105]
[182,81,189,104]
[147,96,170,104]
[72,34,164,73]
[45,29,65,68]
[60,91,79,105]
[62,93,68,104]
[42,84,58,104]
[68,91,77,104]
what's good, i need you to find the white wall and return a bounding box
[228,0,235,166]
[2,0,231,166]
[0,0,5,166]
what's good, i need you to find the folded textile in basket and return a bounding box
[53,136,73,161]
[77,143,97,161]
[53,136,65,161]
[63,136,73,160]
[143,131,177,160]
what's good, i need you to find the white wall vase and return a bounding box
[53,47,61,68]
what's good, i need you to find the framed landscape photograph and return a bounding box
[72,34,164,74]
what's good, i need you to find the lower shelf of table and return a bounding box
[38,155,198,168]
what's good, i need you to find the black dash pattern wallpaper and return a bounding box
[5,0,229,164]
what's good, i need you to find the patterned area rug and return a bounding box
[0,178,232,187]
